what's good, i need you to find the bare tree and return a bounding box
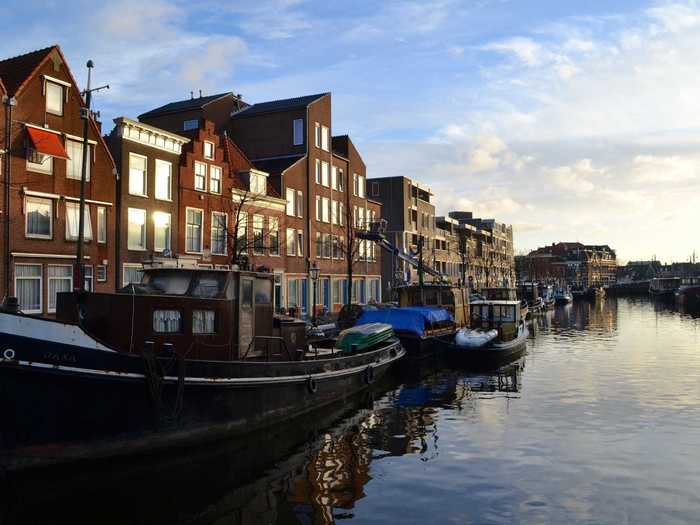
[335,202,375,306]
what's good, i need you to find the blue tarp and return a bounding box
[356,307,453,337]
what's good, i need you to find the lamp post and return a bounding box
[310,262,319,325]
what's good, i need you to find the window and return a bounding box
[236,212,248,253]
[25,197,52,239]
[127,207,146,250]
[250,172,266,194]
[332,235,341,259]
[253,215,264,255]
[186,208,203,253]
[97,206,107,244]
[371,182,380,196]
[193,310,216,334]
[315,122,321,148]
[15,264,42,313]
[269,217,280,255]
[183,119,199,131]
[322,197,330,223]
[129,153,147,196]
[47,265,72,313]
[293,119,304,146]
[66,202,93,241]
[210,165,222,194]
[155,159,172,200]
[45,81,63,115]
[321,125,329,151]
[203,141,214,159]
[323,233,332,259]
[286,228,296,256]
[83,265,93,292]
[297,231,304,257]
[286,188,296,216]
[321,161,329,187]
[331,200,338,225]
[331,166,338,190]
[123,264,143,286]
[337,169,344,192]
[66,140,90,181]
[316,232,322,257]
[287,278,298,308]
[296,191,303,218]
[153,310,181,333]
[211,212,227,255]
[315,195,322,221]
[194,162,207,191]
[153,211,171,252]
[315,159,321,184]
[97,264,107,282]
[339,202,344,226]
[26,149,53,174]
[353,174,365,198]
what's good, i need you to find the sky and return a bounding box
[2,0,700,263]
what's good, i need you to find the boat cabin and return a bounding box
[649,277,681,294]
[470,300,523,342]
[395,283,469,327]
[56,261,286,361]
[481,288,518,301]
[518,283,539,303]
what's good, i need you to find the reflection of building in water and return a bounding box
[457,362,523,397]
[569,298,618,333]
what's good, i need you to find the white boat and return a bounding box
[454,328,498,349]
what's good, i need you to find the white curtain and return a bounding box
[66,203,93,241]
[16,264,41,312]
[193,310,215,334]
[48,265,72,311]
[153,310,181,333]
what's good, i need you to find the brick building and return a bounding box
[0,46,116,314]
[522,242,617,286]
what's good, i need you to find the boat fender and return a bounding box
[307,376,318,394]
[364,365,375,385]
[3,349,15,360]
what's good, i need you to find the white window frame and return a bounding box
[293,119,304,146]
[322,197,330,223]
[296,191,303,218]
[286,228,296,256]
[210,165,222,194]
[321,161,329,187]
[26,149,53,174]
[127,207,146,251]
[286,188,295,216]
[25,196,53,239]
[45,81,64,116]
[211,211,228,256]
[122,263,144,287]
[65,202,92,242]
[203,141,215,160]
[66,140,90,181]
[128,153,147,197]
[97,264,107,282]
[47,264,73,313]
[315,159,321,184]
[185,207,204,254]
[194,161,207,192]
[315,122,321,148]
[154,159,172,201]
[153,211,171,253]
[321,125,329,151]
[15,263,42,314]
[97,206,107,244]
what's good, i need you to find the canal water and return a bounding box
[3,297,700,524]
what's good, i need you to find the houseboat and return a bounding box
[675,277,700,306]
[0,259,404,472]
[649,277,681,297]
[539,284,556,309]
[554,287,573,304]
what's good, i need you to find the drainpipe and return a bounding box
[2,95,16,301]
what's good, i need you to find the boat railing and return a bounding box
[241,336,293,362]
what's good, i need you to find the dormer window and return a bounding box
[203,141,214,159]
[250,172,266,195]
[45,81,63,116]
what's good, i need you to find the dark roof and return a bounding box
[0,46,55,96]
[232,93,329,118]
[332,135,349,158]
[138,92,237,120]
[252,155,305,177]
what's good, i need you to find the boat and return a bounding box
[570,284,587,299]
[554,287,573,304]
[447,300,528,368]
[0,259,405,472]
[675,277,700,306]
[519,282,543,315]
[649,277,681,297]
[539,284,556,309]
[453,327,498,349]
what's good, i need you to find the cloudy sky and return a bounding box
[3,0,700,262]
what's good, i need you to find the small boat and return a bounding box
[539,284,556,309]
[0,259,405,472]
[649,277,681,297]
[519,282,543,315]
[447,300,528,368]
[554,287,573,304]
[453,327,498,349]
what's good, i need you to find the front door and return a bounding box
[239,277,254,357]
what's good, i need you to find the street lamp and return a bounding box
[310,262,320,325]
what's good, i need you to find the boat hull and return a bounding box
[0,324,404,472]
[447,328,527,369]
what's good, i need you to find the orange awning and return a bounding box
[26,127,70,159]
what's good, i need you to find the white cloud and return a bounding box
[482,37,544,66]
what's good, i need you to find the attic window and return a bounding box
[45,82,63,115]
[183,119,199,131]
[250,172,266,195]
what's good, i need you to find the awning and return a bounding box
[26,126,70,159]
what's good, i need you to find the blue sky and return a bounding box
[3,0,700,262]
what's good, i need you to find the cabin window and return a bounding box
[425,290,439,306]
[193,310,216,334]
[183,119,199,131]
[143,271,191,295]
[191,272,226,298]
[153,310,182,333]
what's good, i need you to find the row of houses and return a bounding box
[0,45,380,317]
[515,242,617,286]
[0,45,517,318]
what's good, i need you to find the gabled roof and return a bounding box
[0,45,55,96]
[252,155,305,177]
[138,92,239,120]
[232,93,329,118]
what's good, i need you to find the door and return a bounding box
[239,277,254,357]
[323,278,330,314]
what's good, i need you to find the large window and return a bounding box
[250,172,266,194]
[293,119,304,146]
[269,217,279,255]
[253,215,264,255]
[296,191,303,218]
[315,159,321,184]
[97,206,107,243]
[331,200,339,225]
[66,140,90,181]
[286,228,296,256]
[186,208,203,253]
[322,197,330,223]
[25,197,52,239]
[211,212,227,255]
[321,125,329,151]
[286,188,303,217]
[127,207,146,250]
[194,162,207,191]
[66,202,92,241]
[45,81,63,115]
[47,265,72,313]
[321,161,329,186]
[155,159,171,200]
[15,264,42,313]
[153,211,171,252]
[203,141,214,159]
[129,153,147,196]
[297,230,304,257]
[210,165,222,194]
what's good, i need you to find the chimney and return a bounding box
[199,89,202,98]
[190,91,194,99]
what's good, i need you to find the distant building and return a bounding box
[522,242,617,286]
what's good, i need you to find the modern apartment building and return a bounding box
[0,46,117,314]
